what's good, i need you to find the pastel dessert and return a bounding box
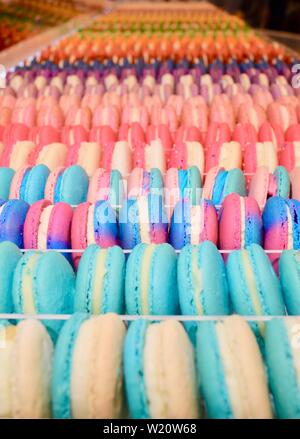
[0,319,53,418]
[279,142,300,172]
[119,122,145,150]
[285,125,300,142]
[205,122,231,149]
[125,243,178,315]
[119,194,168,249]
[24,199,73,252]
[75,244,125,314]
[44,165,88,205]
[164,166,202,221]
[263,197,300,270]
[267,102,297,132]
[124,319,199,419]
[133,140,166,174]
[71,200,118,266]
[237,103,266,131]
[0,199,29,247]
[202,167,246,207]
[244,142,278,174]
[61,125,88,147]
[265,317,300,418]
[0,241,22,312]
[87,168,124,208]
[12,250,75,338]
[169,199,218,250]
[102,140,132,177]
[2,138,36,171]
[178,241,230,316]
[258,121,284,151]
[205,141,242,172]
[219,193,263,251]
[175,126,202,145]
[9,165,50,205]
[196,316,272,419]
[66,141,101,177]
[169,141,204,175]
[52,313,126,419]
[290,167,300,200]
[35,142,68,171]
[249,166,290,210]
[0,167,15,200]
[279,250,300,314]
[232,123,257,149]
[127,167,163,199]
[146,124,173,156]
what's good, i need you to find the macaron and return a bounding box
[169,198,218,250]
[244,141,278,174]
[87,168,124,208]
[249,166,290,210]
[75,244,125,314]
[290,167,300,201]
[202,167,246,208]
[52,313,126,419]
[279,250,300,314]
[219,193,263,252]
[205,141,242,172]
[263,197,300,270]
[0,199,29,247]
[71,200,118,267]
[125,243,178,315]
[119,194,168,249]
[0,167,15,200]
[66,141,101,177]
[133,140,166,174]
[279,141,300,171]
[0,319,53,418]
[124,319,199,419]
[265,317,300,418]
[0,241,22,312]
[12,250,75,338]
[169,141,204,176]
[196,315,272,419]
[35,142,68,172]
[9,165,50,204]
[178,241,230,316]
[127,167,163,199]
[44,165,89,205]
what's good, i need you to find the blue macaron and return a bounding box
[49,165,89,205]
[74,244,125,314]
[273,166,290,198]
[12,250,75,339]
[128,168,164,198]
[10,165,50,204]
[125,243,179,315]
[211,168,246,206]
[173,166,202,204]
[0,199,29,247]
[279,250,300,314]
[0,167,15,200]
[0,241,22,312]
[265,317,300,418]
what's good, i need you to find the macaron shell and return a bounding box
[0,199,29,247]
[0,167,15,200]
[279,250,300,314]
[55,165,89,205]
[0,241,22,312]
[290,167,300,200]
[24,199,51,248]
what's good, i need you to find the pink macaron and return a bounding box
[232,123,257,150]
[133,140,166,174]
[121,104,149,131]
[279,142,300,171]
[244,142,278,174]
[37,104,64,130]
[210,95,235,132]
[205,122,231,149]
[267,102,297,132]
[146,124,173,156]
[237,103,266,131]
[258,121,285,151]
[118,122,145,150]
[205,141,242,172]
[92,105,120,131]
[65,106,92,131]
[285,124,300,142]
[169,141,204,175]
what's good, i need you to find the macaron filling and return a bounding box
[21,252,40,313]
[191,247,203,314]
[91,249,107,314]
[140,244,156,314]
[37,205,54,249]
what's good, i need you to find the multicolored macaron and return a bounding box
[12,250,75,338]
[44,165,89,205]
[119,194,168,249]
[0,199,29,247]
[249,166,290,210]
[124,319,199,419]
[125,243,178,315]
[9,165,50,204]
[219,193,263,252]
[265,317,300,418]
[52,313,126,419]
[0,241,22,312]
[87,168,124,207]
[127,167,163,198]
[24,199,73,253]
[0,319,53,418]
[169,198,218,250]
[0,167,15,200]
[75,244,125,314]
[71,200,118,266]
[202,166,246,208]
[279,250,300,314]
[263,197,300,270]
[196,316,273,419]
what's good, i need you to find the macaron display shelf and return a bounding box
[1,1,300,419]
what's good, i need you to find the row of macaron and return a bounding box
[0,239,298,328]
[1,313,299,419]
[0,194,298,266]
[0,162,299,211]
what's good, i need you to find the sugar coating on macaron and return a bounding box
[119,194,168,249]
[178,241,230,316]
[125,243,178,315]
[9,165,50,204]
[0,319,53,419]
[52,313,125,419]
[0,241,22,312]
[12,250,75,338]
[265,317,300,418]
[196,316,272,419]
[44,165,89,205]
[0,199,29,247]
[124,319,199,419]
[279,250,300,314]
[75,244,125,314]
[169,198,218,250]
